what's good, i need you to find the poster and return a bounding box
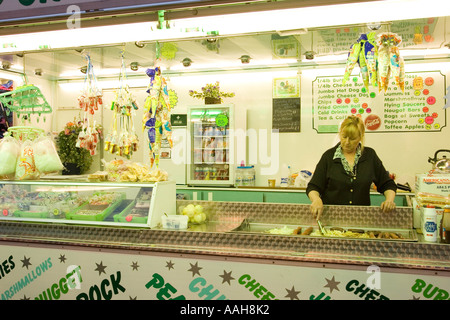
[0,244,448,301]
[312,71,446,133]
[273,77,300,98]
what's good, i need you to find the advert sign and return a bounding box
[312,71,447,133]
[0,243,448,301]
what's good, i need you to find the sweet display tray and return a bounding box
[66,193,125,221]
[230,221,418,242]
[113,200,149,224]
[13,209,49,219]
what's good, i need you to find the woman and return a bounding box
[307,115,397,220]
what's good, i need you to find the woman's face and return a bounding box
[339,130,361,154]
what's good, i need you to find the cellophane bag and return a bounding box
[33,135,64,174]
[0,136,20,175]
[15,140,40,180]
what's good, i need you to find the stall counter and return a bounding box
[0,192,448,300]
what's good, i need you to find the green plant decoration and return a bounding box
[56,121,93,174]
[189,81,235,103]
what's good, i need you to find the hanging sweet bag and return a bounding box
[33,135,64,174]
[0,136,21,175]
[15,139,40,180]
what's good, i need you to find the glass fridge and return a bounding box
[187,104,234,186]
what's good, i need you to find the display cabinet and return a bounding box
[0,180,176,228]
[187,104,235,186]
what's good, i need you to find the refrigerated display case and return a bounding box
[187,104,235,186]
[0,180,176,228]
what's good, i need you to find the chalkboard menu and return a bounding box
[272,98,301,133]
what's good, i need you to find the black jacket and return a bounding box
[306,143,397,206]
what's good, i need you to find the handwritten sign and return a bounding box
[312,17,441,55]
[312,71,446,133]
[272,98,301,133]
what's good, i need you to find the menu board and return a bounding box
[311,17,441,55]
[272,98,301,133]
[312,71,446,133]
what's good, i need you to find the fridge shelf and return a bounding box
[194,135,229,138]
[193,147,230,151]
[194,162,229,165]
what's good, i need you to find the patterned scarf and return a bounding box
[334,144,362,176]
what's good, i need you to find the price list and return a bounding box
[312,71,446,133]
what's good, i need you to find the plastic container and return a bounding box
[162,215,188,230]
[235,165,255,187]
[422,205,437,242]
[280,164,289,187]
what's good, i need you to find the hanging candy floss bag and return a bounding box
[0,136,21,175]
[15,140,40,180]
[33,135,64,174]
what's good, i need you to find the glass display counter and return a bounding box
[0,180,176,228]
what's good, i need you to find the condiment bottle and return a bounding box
[440,208,450,244]
[422,205,437,242]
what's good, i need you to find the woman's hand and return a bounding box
[381,190,396,212]
[308,191,324,220]
[311,198,324,220]
[381,200,396,213]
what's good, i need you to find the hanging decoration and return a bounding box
[76,53,103,156]
[0,79,52,124]
[104,50,139,159]
[143,67,177,168]
[343,31,405,93]
[160,42,178,60]
[342,32,378,90]
[376,32,405,93]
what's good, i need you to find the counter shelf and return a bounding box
[0,198,448,272]
[0,180,176,228]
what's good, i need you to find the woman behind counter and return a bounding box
[307,115,397,220]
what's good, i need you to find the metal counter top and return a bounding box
[0,200,448,271]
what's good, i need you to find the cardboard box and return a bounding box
[415,173,450,196]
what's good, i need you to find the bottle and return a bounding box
[422,205,437,242]
[235,167,243,186]
[280,164,289,187]
[440,208,450,244]
[194,167,201,180]
[204,167,210,180]
[250,165,256,186]
[288,165,294,187]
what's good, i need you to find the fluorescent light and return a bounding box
[0,21,206,54]
[169,58,299,71]
[1,0,448,54]
[401,47,450,57]
[172,0,450,36]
